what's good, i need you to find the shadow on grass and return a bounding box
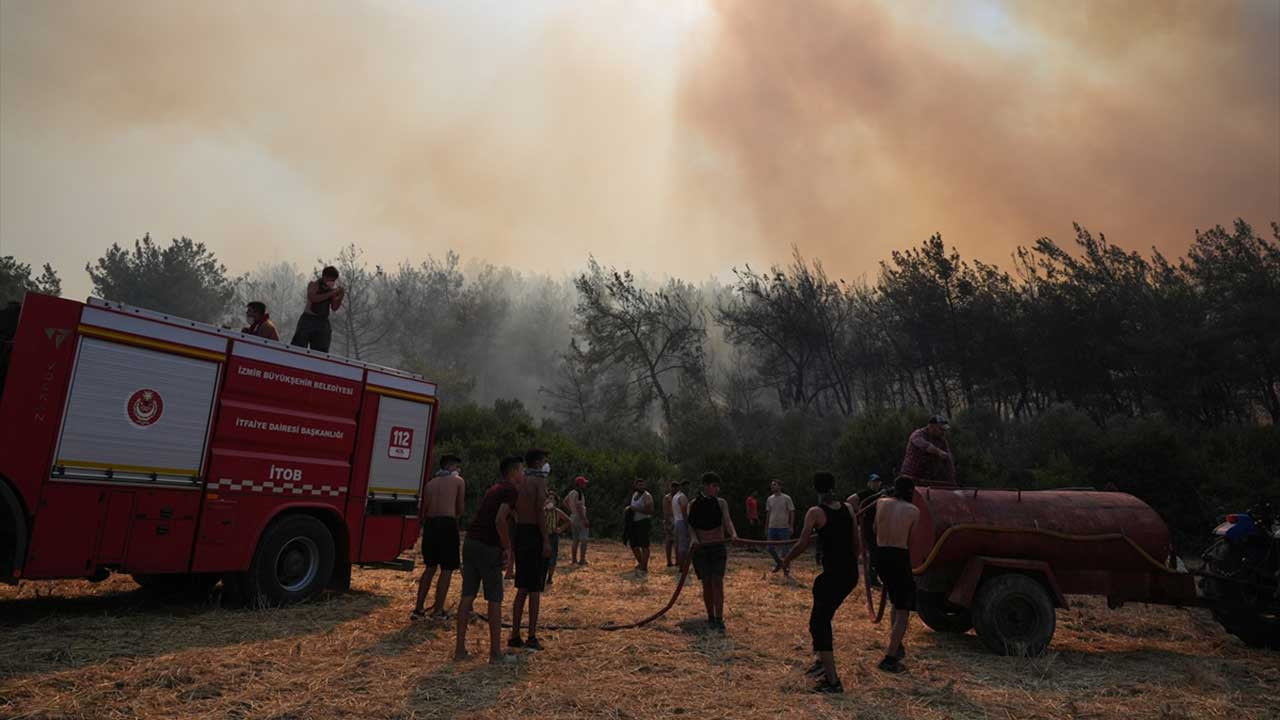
[405,658,524,717]
[0,587,387,679]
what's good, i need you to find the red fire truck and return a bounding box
[0,293,439,605]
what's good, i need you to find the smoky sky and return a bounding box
[2,0,1277,299]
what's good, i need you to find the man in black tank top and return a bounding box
[781,471,858,694]
[290,265,344,352]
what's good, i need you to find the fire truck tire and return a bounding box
[244,514,335,607]
[972,573,1056,656]
[917,591,974,634]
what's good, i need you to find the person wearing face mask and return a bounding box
[509,448,552,651]
[290,265,344,352]
[241,301,280,341]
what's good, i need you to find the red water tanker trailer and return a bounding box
[906,486,1203,655]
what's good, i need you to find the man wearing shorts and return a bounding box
[688,472,737,632]
[412,454,465,621]
[766,480,795,577]
[510,448,552,650]
[874,475,919,673]
[455,456,521,664]
[565,476,590,565]
[626,478,654,574]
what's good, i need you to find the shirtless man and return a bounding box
[688,472,738,633]
[509,448,552,650]
[290,266,344,352]
[874,476,920,673]
[411,454,465,620]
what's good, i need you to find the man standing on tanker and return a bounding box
[291,265,344,352]
[509,448,552,651]
[455,456,521,664]
[899,415,955,486]
[875,476,919,673]
[689,472,738,632]
[412,454,465,621]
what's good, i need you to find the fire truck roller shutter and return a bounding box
[55,337,219,482]
[366,394,432,499]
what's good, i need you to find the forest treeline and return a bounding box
[3,219,1277,544]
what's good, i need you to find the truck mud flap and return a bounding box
[356,557,415,572]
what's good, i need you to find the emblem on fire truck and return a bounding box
[126,388,164,427]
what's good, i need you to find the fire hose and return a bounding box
[473,500,890,632]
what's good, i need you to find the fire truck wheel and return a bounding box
[245,514,335,607]
[917,591,974,633]
[972,573,1056,656]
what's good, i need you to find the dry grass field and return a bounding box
[2,541,1277,720]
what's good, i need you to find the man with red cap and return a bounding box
[565,475,590,565]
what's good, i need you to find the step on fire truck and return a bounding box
[0,293,439,605]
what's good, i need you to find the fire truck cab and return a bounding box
[0,293,438,604]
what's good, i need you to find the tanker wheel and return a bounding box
[242,514,335,608]
[917,591,973,634]
[972,573,1056,656]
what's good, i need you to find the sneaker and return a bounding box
[812,679,844,694]
[713,618,726,633]
[804,660,825,677]
[409,609,426,622]
[877,656,905,674]
[507,636,525,649]
[429,609,452,621]
[524,637,543,651]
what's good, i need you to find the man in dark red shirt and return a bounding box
[454,456,521,664]
[745,492,760,538]
[899,415,955,485]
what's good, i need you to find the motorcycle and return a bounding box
[1200,500,1280,649]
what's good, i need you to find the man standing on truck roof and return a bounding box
[566,475,590,565]
[290,266,344,353]
[455,456,521,664]
[412,454,465,622]
[874,475,920,674]
[899,415,955,486]
[242,301,280,341]
[509,448,552,651]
